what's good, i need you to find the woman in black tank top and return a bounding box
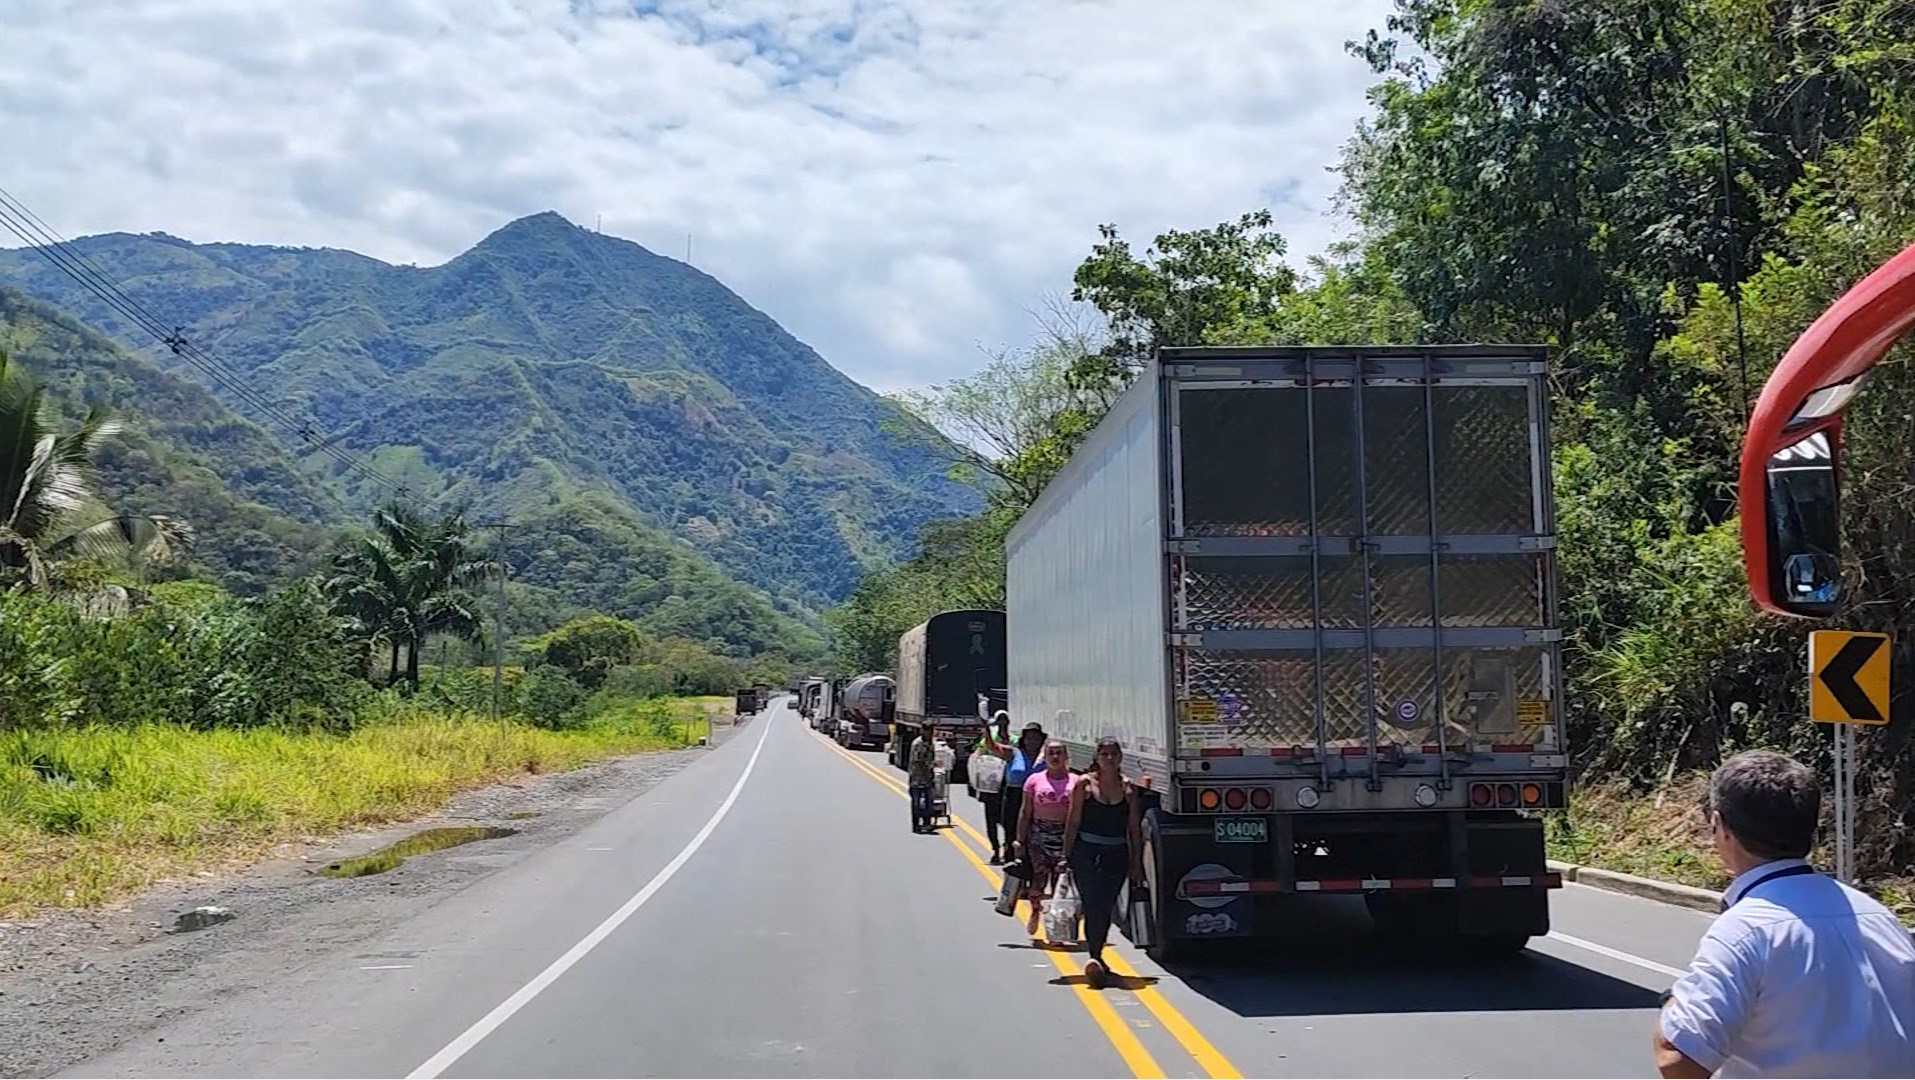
[1062,737,1142,986]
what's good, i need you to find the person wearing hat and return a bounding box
[982,717,1047,864]
[971,712,1014,863]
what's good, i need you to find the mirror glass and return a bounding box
[1764,430,1842,616]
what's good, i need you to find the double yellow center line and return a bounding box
[818,730,1241,1080]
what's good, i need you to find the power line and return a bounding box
[0,187,417,502]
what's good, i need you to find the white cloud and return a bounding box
[0,0,1396,392]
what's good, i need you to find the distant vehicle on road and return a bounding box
[1007,345,1568,963]
[734,688,759,716]
[834,674,895,750]
[803,678,842,732]
[889,609,1005,782]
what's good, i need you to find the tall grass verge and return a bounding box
[0,703,704,916]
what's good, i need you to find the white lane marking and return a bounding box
[585,846,614,851]
[1546,931,1687,979]
[407,719,774,1079]
[361,964,414,970]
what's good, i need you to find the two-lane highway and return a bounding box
[65,696,1709,1078]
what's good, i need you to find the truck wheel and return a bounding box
[1139,816,1184,965]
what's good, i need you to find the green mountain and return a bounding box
[0,213,979,619]
[0,284,824,655]
[0,287,338,592]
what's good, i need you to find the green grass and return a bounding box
[0,701,712,917]
[1547,773,1915,925]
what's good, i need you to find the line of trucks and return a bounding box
[804,345,1569,962]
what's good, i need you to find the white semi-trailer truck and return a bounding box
[1006,345,1568,961]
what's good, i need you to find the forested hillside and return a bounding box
[837,0,1915,891]
[0,211,978,612]
[0,287,338,591]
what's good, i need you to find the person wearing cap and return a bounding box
[1654,749,1914,1078]
[983,718,1046,864]
[972,711,1013,863]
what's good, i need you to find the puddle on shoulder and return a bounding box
[317,826,517,878]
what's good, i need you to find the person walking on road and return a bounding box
[908,724,940,834]
[993,719,1047,863]
[973,712,1012,864]
[1655,749,1914,1078]
[1016,739,1076,939]
[1063,737,1143,987]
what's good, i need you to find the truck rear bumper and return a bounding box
[1181,871,1561,899]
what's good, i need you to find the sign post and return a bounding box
[1808,630,1891,883]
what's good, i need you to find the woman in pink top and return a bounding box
[1015,740,1076,938]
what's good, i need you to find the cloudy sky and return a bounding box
[2,0,1397,392]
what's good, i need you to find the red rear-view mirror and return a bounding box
[1742,242,1915,616]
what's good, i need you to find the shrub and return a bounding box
[516,665,589,730]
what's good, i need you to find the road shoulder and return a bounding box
[0,723,744,1080]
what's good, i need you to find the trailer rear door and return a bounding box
[1164,349,1565,783]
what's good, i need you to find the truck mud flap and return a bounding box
[1148,815,1256,943]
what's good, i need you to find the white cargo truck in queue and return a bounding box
[1005,345,1568,961]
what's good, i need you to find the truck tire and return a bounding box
[1139,812,1184,965]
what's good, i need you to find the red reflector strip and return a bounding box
[1421,744,1442,753]
[1339,746,1369,757]
[1199,747,1244,757]
[1491,743,1533,753]
[1185,874,1562,896]
[1268,747,1295,759]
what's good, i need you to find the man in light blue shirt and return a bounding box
[1656,749,1914,1077]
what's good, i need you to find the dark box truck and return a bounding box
[890,609,1006,781]
[1005,345,1568,961]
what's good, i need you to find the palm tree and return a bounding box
[0,349,180,589]
[326,532,408,683]
[328,503,491,693]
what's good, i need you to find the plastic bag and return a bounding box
[933,740,955,773]
[994,862,1025,916]
[1042,871,1082,940]
[970,751,1005,794]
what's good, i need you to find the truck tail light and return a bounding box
[1469,783,1493,807]
[1249,787,1272,810]
[1223,787,1247,810]
[1521,783,1543,806]
[1198,788,1221,811]
[1495,783,1518,808]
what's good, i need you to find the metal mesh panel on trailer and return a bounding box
[1176,385,1360,536]
[1172,644,1552,752]
[1433,386,1534,534]
[1180,555,1362,630]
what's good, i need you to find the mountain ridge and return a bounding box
[0,212,978,612]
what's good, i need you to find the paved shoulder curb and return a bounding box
[1548,859,1722,913]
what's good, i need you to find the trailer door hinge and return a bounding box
[1523,628,1564,644]
[1172,633,1206,648]
[1518,535,1558,551]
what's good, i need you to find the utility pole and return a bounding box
[489,519,509,725]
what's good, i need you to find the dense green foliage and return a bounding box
[0,213,979,611]
[504,494,824,656]
[837,0,1915,880]
[0,580,372,733]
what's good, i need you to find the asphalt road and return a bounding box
[61,696,1710,1079]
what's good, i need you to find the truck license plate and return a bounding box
[1213,817,1267,844]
